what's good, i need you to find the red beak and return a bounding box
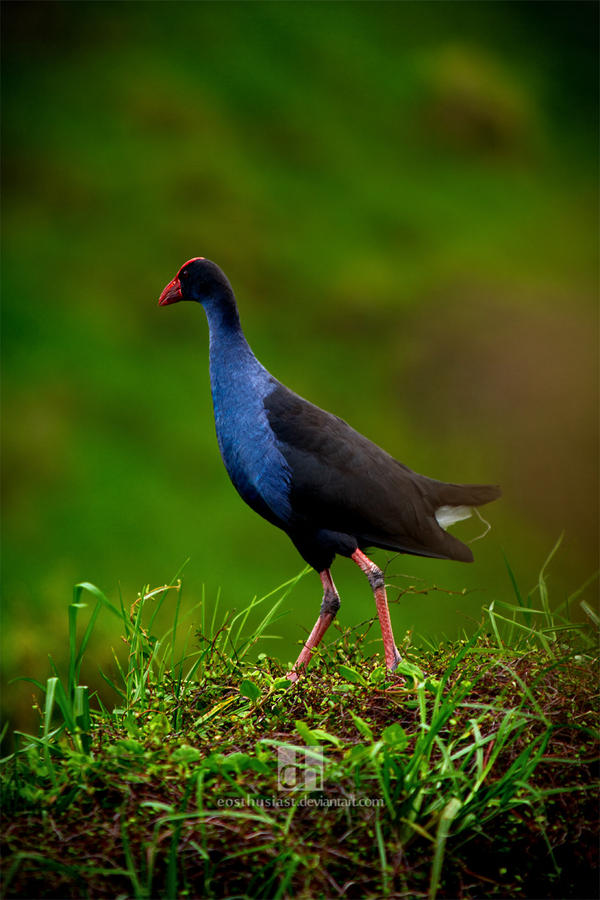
[158,277,182,306]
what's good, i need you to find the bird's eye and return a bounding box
[180,269,189,280]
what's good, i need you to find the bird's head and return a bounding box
[158,258,232,306]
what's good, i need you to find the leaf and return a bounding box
[350,711,375,741]
[310,728,342,747]
[395,660,424,681]
[239,679,261,701]
[141,800,176,813]
[172,745,201,764]
[113,739,146,757]
[382,723,408,750]
[337,664,367,686]
[222,751,269,774]
[369,667,387,685]
[295,720,317,744]
[148,713,171,737]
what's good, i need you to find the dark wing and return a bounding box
[264,383,499,562]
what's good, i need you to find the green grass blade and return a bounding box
[502,550,525,607]
[73,582,121,619]
[580,600,600,627]
[429,797,461,900]
[373,809,389,895]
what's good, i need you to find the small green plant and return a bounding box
[1,552,598,900]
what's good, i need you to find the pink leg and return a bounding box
[352,549,401,672]
[287,570,340,682]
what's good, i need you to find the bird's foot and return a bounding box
[387,647,402,674]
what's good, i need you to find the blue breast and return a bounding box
[207,317,293,527]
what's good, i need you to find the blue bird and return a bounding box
[159,258,501,680]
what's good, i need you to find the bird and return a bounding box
[158,258,501,681]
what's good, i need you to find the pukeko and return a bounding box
[159,258,501,680]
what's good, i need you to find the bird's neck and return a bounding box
[202,294,264,390]
[202,290,242,335]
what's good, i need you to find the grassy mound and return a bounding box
[1,560,598,899]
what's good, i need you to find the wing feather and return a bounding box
[264,383,483,561]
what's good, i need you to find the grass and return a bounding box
[1,551,598,899]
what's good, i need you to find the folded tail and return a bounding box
[424,481,502,563]
[433,482,502,509]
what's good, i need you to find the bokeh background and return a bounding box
[2,1,598,734]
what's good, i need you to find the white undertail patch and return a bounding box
[435,505,472,530]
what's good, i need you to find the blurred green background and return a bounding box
[2,2,598,732]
